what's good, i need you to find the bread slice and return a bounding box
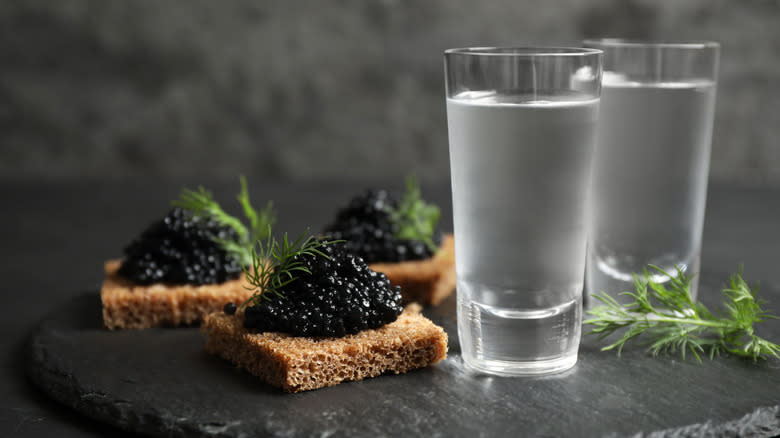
[369,233,456,305]
[202,304,448,393]
[101,260,252,330]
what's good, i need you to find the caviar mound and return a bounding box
[243,241,404,337]
[324,189,435,263]
[118,208,243,286]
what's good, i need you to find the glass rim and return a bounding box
[444,46,603,57]
[583,38,719,50]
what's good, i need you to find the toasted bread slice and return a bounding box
[369,233,456,305]
[101,260,252,330]
[202,304,448,393]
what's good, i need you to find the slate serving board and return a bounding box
[27,278,780,438]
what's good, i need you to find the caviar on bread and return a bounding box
[117,207,243,285]
[242,238,404,337]
[203,228,448,392]
[324,189,435,263]
[323,176,456,305]
[100,178,273,330]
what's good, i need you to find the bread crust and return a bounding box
[369,233,456,305]
[202,304,448,393]
[101,260,252,330]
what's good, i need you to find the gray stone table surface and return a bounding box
[2,179,780,437]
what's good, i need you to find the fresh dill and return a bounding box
[584,266,780,362]
[171,176,275,266]
[386,175,441,252]
[242,228,338,307]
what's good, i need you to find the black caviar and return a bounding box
[118,208,243,285]
[223,302,237,315]
[243,241,403,337]
[324,189,435,263]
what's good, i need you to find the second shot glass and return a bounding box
[583,39,719,305]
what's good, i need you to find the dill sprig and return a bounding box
[584,266,780,362]
[386,175,440,252]
[236,177,275,244]
[171,176,275,266]
[242,228,337,307]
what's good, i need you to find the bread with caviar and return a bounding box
[369,233,456,305]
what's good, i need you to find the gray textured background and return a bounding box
[1,0,779,184]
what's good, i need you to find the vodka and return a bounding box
[586,77,717,303]
[447,91,599,373]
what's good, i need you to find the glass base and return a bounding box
[461,352,578,376]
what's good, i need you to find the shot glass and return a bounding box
[444,47,602,375]
[583,39,719,306]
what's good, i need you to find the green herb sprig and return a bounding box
[585,266,780,362]
[172,176,275,266]
[243,228,338,307]
[387,176,440,252]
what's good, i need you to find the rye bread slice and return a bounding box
[202,304,448,393]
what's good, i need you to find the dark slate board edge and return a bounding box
[23,294,780,438]
[28,341,780,438]
[25,324,249,438]
[640,405,780,438]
